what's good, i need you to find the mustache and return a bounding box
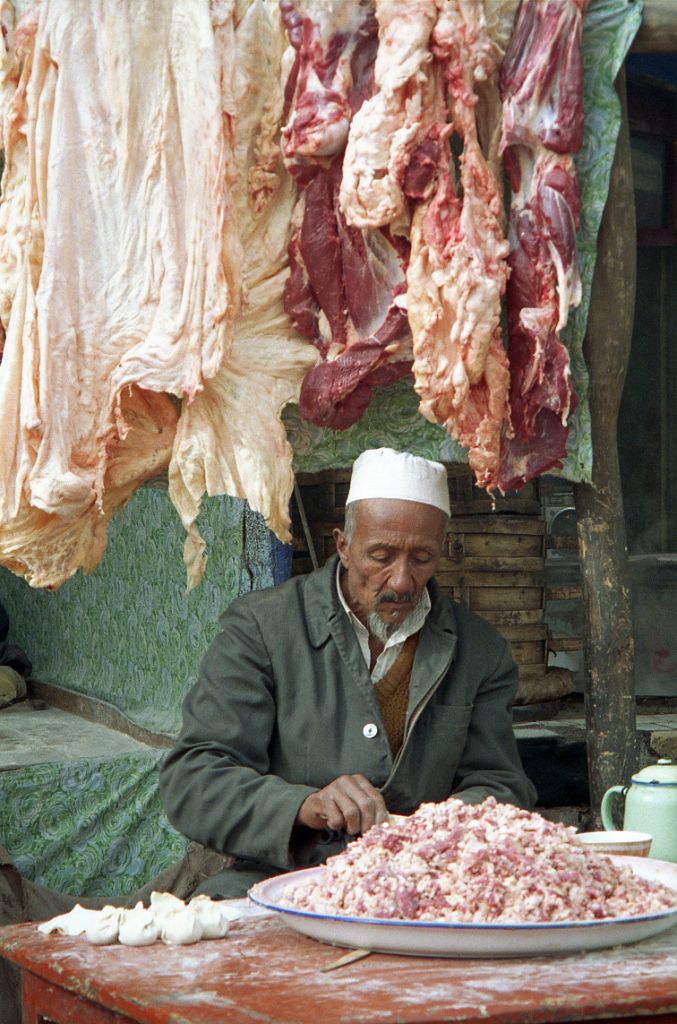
[377,589,416,605]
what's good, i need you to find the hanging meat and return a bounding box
[0,0,592,590]
[168,0,319,585]
[497,0,589,491]
[338,0,438,230]
[0,0,244,588]
[406,0,511,489]
[0,0,26,345]
[280,0,413,430]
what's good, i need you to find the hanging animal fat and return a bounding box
[168,0,319,585]
[0,0,243,587]
[497,0,589,491]
[0,0,27,344]
[280,0,413,430]
[0,0,318,589]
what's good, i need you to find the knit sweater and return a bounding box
[373,633,420,755]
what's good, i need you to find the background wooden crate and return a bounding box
[445,516,545,570]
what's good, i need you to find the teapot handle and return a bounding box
[600,785,627,830]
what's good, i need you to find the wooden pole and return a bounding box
[631,0,677,52]
[573,68,637,825]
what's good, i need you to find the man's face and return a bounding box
[334,498,447,630]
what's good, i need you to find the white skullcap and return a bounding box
[346,448,450,516]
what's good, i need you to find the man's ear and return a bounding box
[333,527,349,567]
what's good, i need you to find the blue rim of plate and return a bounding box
[249,880,677,932]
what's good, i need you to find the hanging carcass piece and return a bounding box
[280,0,413,430]
[497,0,588,491]
[406,0,511,489]
[339,0,438,229]
[169,0,320,586]
[0,0,26,350]
[0,0,242,588]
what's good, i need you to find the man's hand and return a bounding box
[295,774,388,835]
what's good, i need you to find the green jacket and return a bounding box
[160,555,536,878]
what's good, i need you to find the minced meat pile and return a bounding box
[285,797,677,923]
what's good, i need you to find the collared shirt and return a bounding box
[335,562,431,683]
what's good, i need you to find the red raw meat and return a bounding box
[402,133,443,201]
[298,339,412,430]
[500,0,586,154]
[338,0,438,229]
[497,0,588,491]
[407,1,511,491]
[280,0,412,431]
[280,0,371,166]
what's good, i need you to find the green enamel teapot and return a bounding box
[600,759,677,862]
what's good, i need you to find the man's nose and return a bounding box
[388,558,415,594]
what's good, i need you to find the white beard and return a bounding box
[367,600,422,644]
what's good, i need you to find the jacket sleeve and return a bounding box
[159,600,317,871]
[451,639,537,810]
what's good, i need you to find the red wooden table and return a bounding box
[2,908,677,1024]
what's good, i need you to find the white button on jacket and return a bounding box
[363,723,378,739]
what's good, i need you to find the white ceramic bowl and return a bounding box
[575,830,653,857]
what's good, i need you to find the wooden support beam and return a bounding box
[631,0,677,53]
[573,68,637,824]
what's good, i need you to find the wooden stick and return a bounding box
[320,948,372,972]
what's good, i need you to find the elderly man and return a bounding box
[160,447,536,897]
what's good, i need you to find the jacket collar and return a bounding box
[302,554,459,647]
[303,555,346,647]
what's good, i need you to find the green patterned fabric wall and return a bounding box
[0,752,187,897]
[0,489,259,736]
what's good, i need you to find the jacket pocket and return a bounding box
[416,703,473,738]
